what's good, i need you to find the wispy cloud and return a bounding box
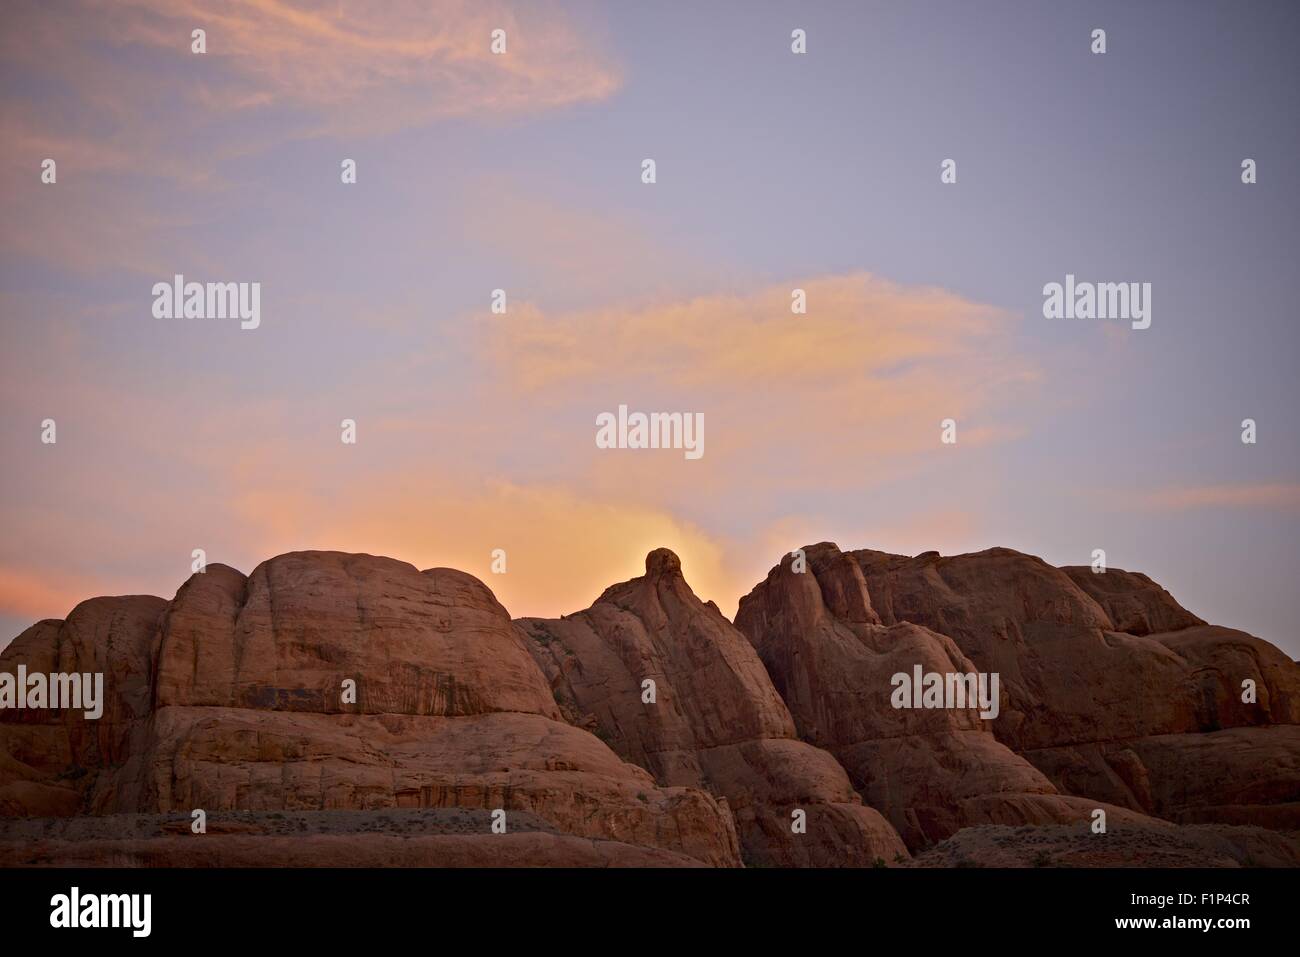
[97,0,622,133]
[0,0,623,273]
[479,273,1031,394]
[1131,483,1300,512]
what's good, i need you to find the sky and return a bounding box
[1,0,1297,658]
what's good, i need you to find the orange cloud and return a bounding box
[482,274,1016,391]
[100,0,622,133]
[474,273,1040,497]
[1134,483,1300,511]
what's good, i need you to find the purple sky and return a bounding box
[1,0,1297,658]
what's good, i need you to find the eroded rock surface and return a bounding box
[518,548,906,866]
[1,552,740,866]
[4,543,1296,866]
[735,543,1300,847]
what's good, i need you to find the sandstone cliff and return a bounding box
[1,552,740,866]
[735,543,1300,849]
[519,548,907,866]
[2,544,1297,867]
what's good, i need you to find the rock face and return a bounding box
[0,595,164,820]
[735,543,1300,849]
[3,543,1297,867]
[153,556,557,717]
[733,546,1138,849]
[1,552,740,867]
[518,548,907,866]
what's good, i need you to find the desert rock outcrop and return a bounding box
[1,552,740,866]
[3,543,1297,866]
[735,543,1300,847]
[519,548,907,866]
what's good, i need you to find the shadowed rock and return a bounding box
[518,548,907,866]
[736,543,1300,846]
[1,552,740,866]
[3,543,1296,866]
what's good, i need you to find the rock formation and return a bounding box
[518,548,906,866]
[1,553,740,866]
[735,543,1300,849]
[3,543,1297,867]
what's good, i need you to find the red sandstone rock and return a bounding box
[734,545,1150,848]
[3,543,1297,867]
[1061,565,1205,636]
[736,543,1300,845]
[155,554,559,718]
[1,552,740,866]
[0,596,165,817]
[519,548,907,866]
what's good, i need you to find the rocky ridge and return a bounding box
[2,544,1296,867]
